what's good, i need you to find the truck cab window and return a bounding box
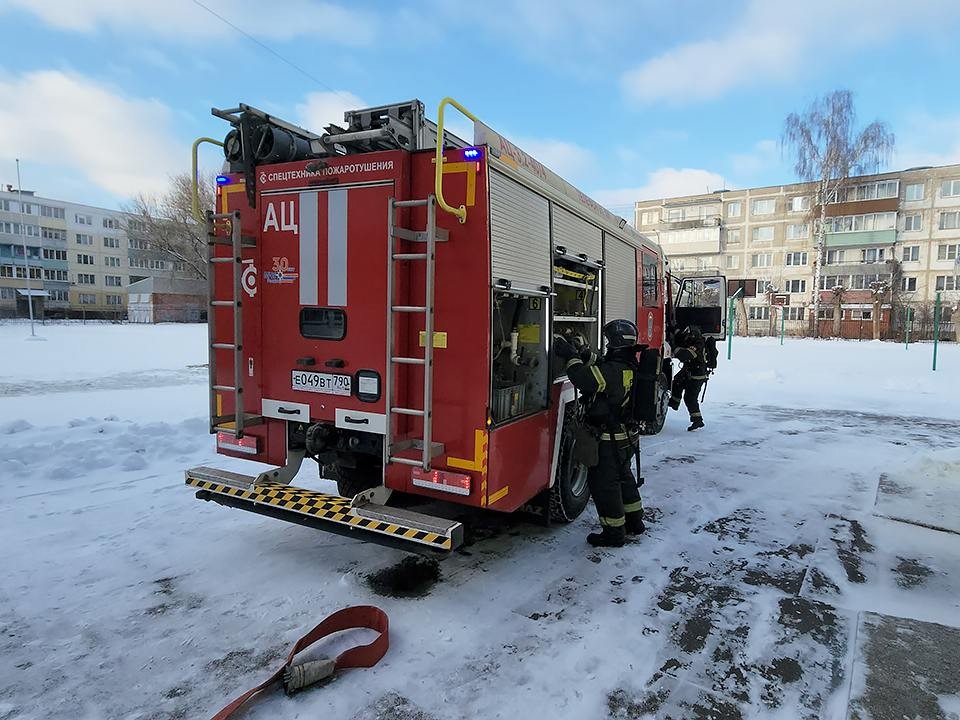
[491,291,549,423]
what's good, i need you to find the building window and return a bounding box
[940,179,960,198]
[825,249,845,265]
[751,226,775,243]
[0,287,15,299]
[748,306,770,320]
[785,307,805,321]
[77,273,96,285]
[103,236,120,248]
[103,218,120,229]
[40,205,65,219]
[789,196,810,213]
[935,276,957,291]
[128,238,151,250]
[75,214,92,225]
[726,228,741,244]
[76,233,93,245]
[939,211,960,230]
[838,180,899,202]
[41,227,66,241]
[904,183,924,201]
[11,265,42,280]
[76,253,95,265]
[725,255,740,269]
[903,213,923,231]
[850,274,865,289]
[79,293,96,304]
[48,289,69,302]
[817,308,835,320]
[0,221,40,237]
[42,248,68,261]
[786,223,809,240]
[785,279,806,293]
[938,244,959,261]
[104,256,121,267]
[106,294,123,305]
[826,212,897,233]
[751,252,773,268]
[901,277,917,292]
[751,198,776,216]
[43,269,69,281]
[727,201,742,218]
[902,246,920,262]
[861,248,885,263]
[639,211,658,225]
[128,219,147,232]
[105,275,123,287]
[785,251,808,266]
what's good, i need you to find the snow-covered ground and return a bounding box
[1,322,959,720]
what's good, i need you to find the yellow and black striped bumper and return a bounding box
[186,467,462,553]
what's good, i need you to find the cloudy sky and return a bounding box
[1,0,959,216]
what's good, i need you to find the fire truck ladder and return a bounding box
[385,196,448,471]
[206,210,261,438]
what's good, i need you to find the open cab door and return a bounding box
[674,275,727,340]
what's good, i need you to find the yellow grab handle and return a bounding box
[191,137,224,223]
[435,97,478,224]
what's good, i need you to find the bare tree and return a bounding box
[830,285,845,338]
[781,91,894,337]
[126,172,215,280]
[868,280,890,340]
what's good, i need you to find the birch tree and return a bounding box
[781,91,894,337]
[868,280,890,340]
[125,172,215,280]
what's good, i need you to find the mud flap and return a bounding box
[186,467,463,554]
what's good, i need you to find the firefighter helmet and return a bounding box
[602,319,640,349]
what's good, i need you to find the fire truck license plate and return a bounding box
[291,370,352,396]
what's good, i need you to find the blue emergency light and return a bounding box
[463,147,482,160]
[215,174,232,185]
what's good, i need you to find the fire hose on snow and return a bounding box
[210,605,389,719]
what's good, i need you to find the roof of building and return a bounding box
[128,276,205,295]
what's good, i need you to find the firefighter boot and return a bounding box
[625,511,646,535]
[587,525,626,547]
[687,417,705,432]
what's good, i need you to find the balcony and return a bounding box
[656,215,722,231]
[824,229,896,248]
[655,225,721,256]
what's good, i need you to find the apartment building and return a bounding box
[635,163,960,338]
[0,187,195,319]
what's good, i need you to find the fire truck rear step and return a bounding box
[186,466,463,553]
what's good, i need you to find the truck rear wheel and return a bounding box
[332,457,382,499]
[549,404,591,522]
[639,372,672,436]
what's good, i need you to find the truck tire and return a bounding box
[638,372,672,436]
[332,458,381,499]
[549,404,591,522]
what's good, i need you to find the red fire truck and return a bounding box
[186,98,725,554]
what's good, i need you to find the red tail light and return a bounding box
[411,467,471,496]
[217,431,259,455]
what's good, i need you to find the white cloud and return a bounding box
[0,69,183,198]
[295,91,365,133]
[2,0,376,45]
[894,114,960,169]
[592,168,728,209]
[621,0,960,105]
[511,136,596,185]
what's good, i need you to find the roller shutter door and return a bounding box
[489,171,551,289]
[551,205,603,262]
[603,233,637,324]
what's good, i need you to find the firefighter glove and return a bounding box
[553,335,577,362]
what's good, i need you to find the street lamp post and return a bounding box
[16,159,36,337]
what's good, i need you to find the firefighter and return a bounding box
[669,325,716,431]
[554,319,644,548]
